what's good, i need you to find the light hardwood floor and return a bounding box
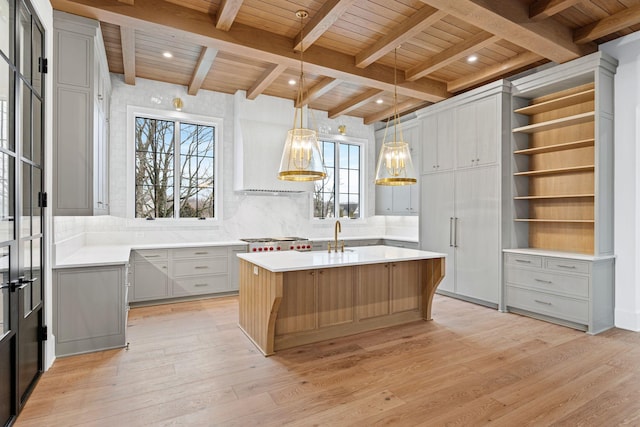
[15,295,640,426]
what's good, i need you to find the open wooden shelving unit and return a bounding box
[512,82,596,254]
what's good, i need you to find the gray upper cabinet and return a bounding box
[456,95,499,169]
[53,11,111,216]
[422,108,454,173]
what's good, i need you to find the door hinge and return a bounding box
[39,325,48,341]
[38,57,48,74]
[38,191,47,208]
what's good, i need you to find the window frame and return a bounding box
[127,106,222,221]
[313,134,367,221]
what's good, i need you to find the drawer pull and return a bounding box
[194,283,209,287]
[515,259,532,264]
[145,255,161,258]
[534,278,552,284]
[194,251,209,255]
[534,299,552,306]
[194,266,209,269]
[556,264,577,269]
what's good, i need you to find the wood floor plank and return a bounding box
[14,295,640,426]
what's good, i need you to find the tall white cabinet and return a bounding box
[53,11,111,216]
[418,80,511,308]
[375,119,421,215]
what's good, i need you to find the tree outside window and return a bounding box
[135,116,216,219]
[314,140,361,219]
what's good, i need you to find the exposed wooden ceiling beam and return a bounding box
[529,0,583,21]
[328,88,383,119]
[118,0,134,4]
[448,51,542,92]
[188,47,218,96]
[246,63,287,100]
[355,7,447,69]
[119,26,135,85]
[52,0,449,102]
[294,0,358,52]
[363,99,429,125]
[216,0,243,31]
[405,32,499,81]
[295,77,342,108]
[419,0,595,63]
[574,4,640,44]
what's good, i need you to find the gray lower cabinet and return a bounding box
[53,264,127,356]
[503,250,615,334]
[129,245,244,303]
[132,249,169,301]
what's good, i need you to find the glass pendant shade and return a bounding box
[375,47,417,186]
[375,140,417,185]
[278,127,326,181]
[278,10,326,182]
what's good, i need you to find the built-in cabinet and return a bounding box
[505,52,617,333]
[419,80,511,308]
[53,11,111,216]
[129,245,245,304]
[375,120,421,215]
[53,264,128,356]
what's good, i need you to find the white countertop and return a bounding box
[503,248,616,261]
[237,245,446,272]
[54,240,247,269]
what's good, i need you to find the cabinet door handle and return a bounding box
[556,264,576,269]
[145,255,161,258]
[515,259,531,264]
[449,217,454,247]
[194,283,209,287]
[534,299,552,306]
[534,278,552,284]
[194,251,209,255]
[194,266,209,269]
[454,217,459,248]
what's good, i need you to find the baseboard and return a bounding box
[615,307,640,332]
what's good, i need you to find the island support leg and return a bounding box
[421,257,445,320]
[238,260,283,356]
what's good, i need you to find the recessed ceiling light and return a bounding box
[467,54,478,63]
[376,99,383,104]
[163,51,173,58]
[288,79,296,85]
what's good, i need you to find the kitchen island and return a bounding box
[237,245,446,355]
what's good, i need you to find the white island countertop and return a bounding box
[237,245,446,272]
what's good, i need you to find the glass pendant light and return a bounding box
[375,48,417,186]
[278,10,326,182]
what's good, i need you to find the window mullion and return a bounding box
[334,143,340,218]
[174,120,181,219]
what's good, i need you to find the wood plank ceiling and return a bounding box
[51,0,640,124]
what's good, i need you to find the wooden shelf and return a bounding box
[514,165,594,177]
[512,112,595,134]
[514,194,594,200]
[514,89,595,115]
[514,138,594,155]
[515,219,594,224]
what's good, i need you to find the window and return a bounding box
[135,115,217,219]
[314,140,361,219]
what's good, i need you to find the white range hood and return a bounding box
[233,91,314,193]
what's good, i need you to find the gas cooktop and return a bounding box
[240,237,312,252]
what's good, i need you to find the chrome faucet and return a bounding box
[328,220,344,252]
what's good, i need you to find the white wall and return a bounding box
[101,75,391,242]
[600,33,640,331]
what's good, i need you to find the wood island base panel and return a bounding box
[238,249,445,356]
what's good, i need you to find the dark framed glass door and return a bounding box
[0,0,46,424]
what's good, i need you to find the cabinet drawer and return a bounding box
[545,258,589,274]
[504,253,542,268]
[506,286,588,324]
[505,268,589,298]
[172,247,227,259]
[133,249,168,262]
[172,275,229,296]
[173,257,227,277]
